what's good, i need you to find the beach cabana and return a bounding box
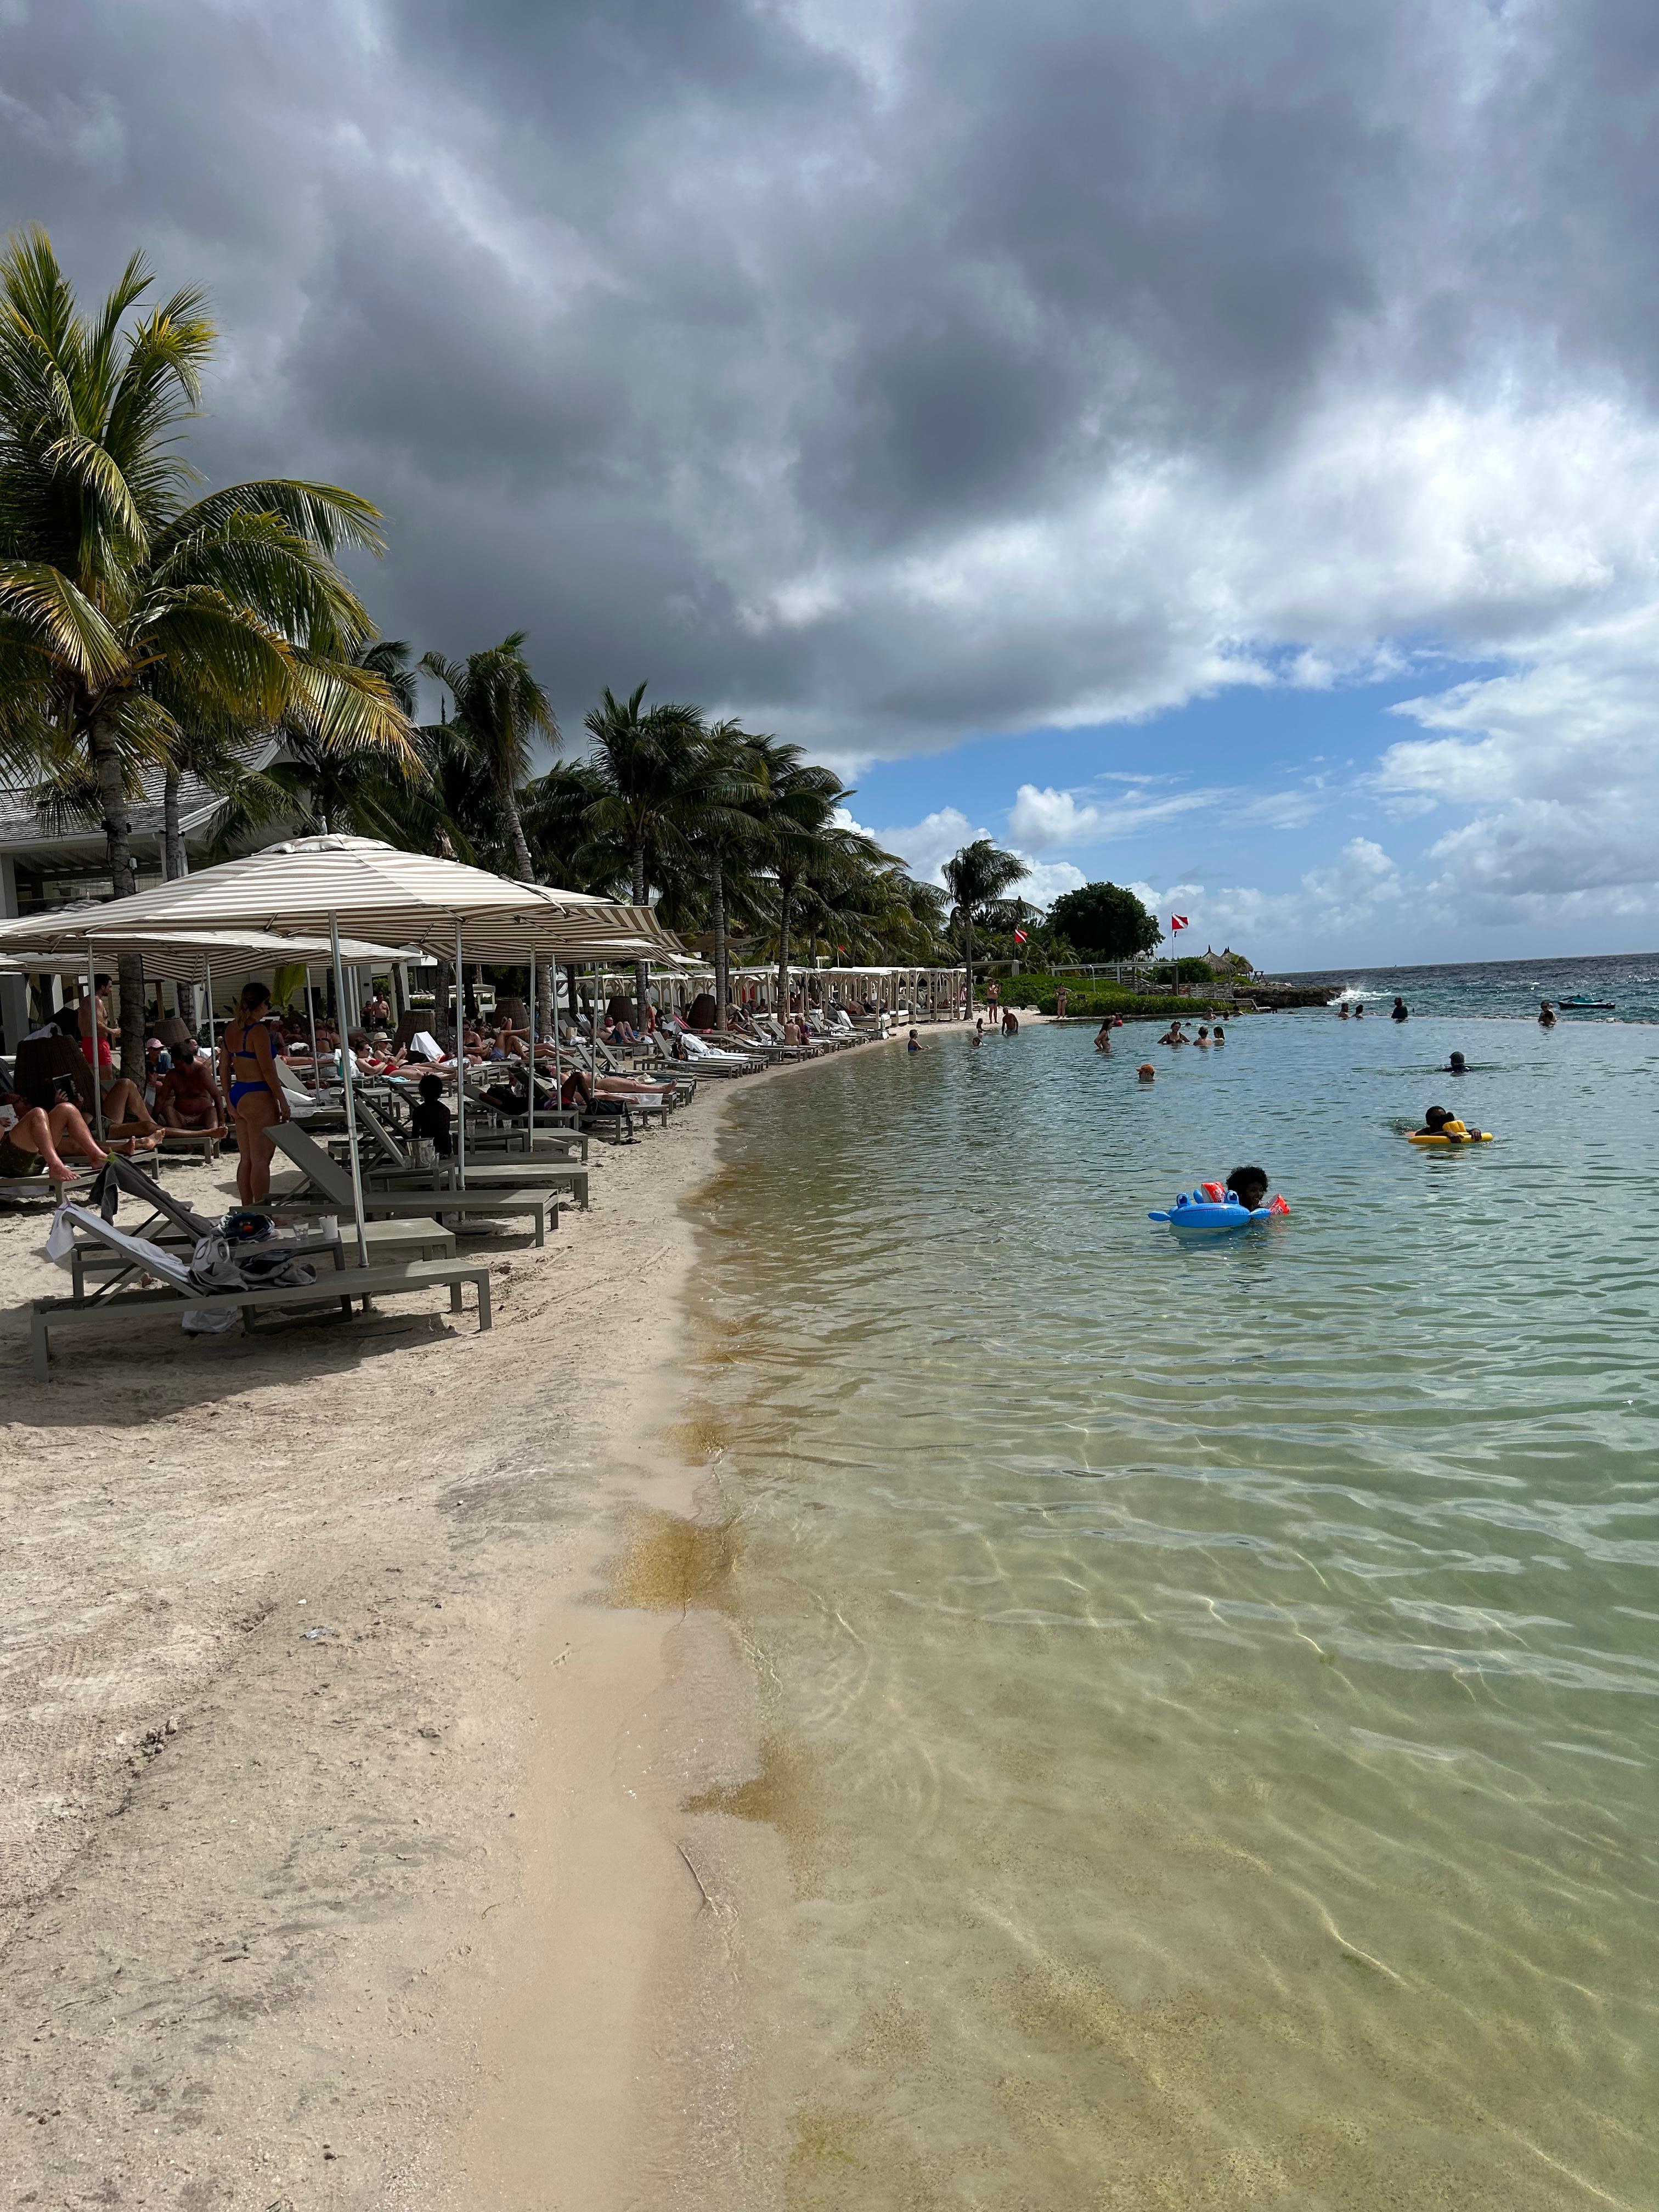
[0,836,682,1263]
[0,924,413,1138]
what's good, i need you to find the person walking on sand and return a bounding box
[219,980,290,1206]
[1055,984,1068,1020]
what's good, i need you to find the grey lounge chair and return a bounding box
[28,1206,491,1381]
[354,1094,586,1173]
[344,1103,591,1209]
[269,1122,560,1244]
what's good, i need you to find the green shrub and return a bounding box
[989,975,1238,1019]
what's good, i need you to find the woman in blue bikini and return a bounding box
[218,980,290,1205]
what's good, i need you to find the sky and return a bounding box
[3,0,1658,967]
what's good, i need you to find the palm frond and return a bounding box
[157,479,387,561]
[0,561,127,681]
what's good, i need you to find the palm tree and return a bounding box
[943,838,1026,1018]
[746,736,847,1014]
[583,683,704,1013]
[420,633,553,885]
[682,720,770,1023]
[0,229,416,1072]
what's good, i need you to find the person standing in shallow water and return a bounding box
[1391,997,1409,1022]
[1539,1000,1558,1028]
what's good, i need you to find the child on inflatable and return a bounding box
[1414,1105,1489,1143]
[1223,1165,1289,1215]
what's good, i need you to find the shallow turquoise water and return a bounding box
[691,1015,1659,2210]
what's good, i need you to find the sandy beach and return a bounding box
[0,1037,904,2210]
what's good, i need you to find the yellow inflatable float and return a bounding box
[1408,1116,1494,1146]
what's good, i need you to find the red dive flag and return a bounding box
[1013,926,1029,945]
[1170,914,1189,933]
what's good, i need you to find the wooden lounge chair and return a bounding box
[27,1206,492,1381]
[269,1122,561,1244]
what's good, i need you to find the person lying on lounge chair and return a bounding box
[0,1086,109,1182]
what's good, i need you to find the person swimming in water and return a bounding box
[1094,1020,1112,1052]
[1539,1000,1557,1028]
[1444,1050,1469,1075]
[1211,1024,1226,1044]
[1157,1019,1187,1046]
[1338,1001,1351,1019]
[1417,1104,1487,1141]
[1225,1165,1289,1214]
[1391,996,1409,1022]
[1137,1062,1155,1083]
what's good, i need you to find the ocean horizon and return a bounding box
[1265,947,1659,1022]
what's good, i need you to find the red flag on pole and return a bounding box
[1170,915,1189,932]
[1013,926,1029,945]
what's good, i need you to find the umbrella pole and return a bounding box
[86,952,104,1142]
[330,917,370,1269]
[306,966,319,1081]
[554,966,565,1107]
[527,947,536,1147]
[456,920,467,1186]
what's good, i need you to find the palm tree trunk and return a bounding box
[504,791,555,1040]
[964,916,974,1020]
[776,881,792,1018]
[632,838,650,1021]
[712,852,729,1028]
[162,765,187,880]
[88,712,146,1081]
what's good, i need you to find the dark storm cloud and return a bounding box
[0,0,1654,774]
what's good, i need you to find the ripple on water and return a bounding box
[685,1018,1659,2209]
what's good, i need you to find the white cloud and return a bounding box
[1376,600,1659,922]
[1015,858,1087,905]
[1136,840,1406,959]
[1008,778,1231,849]
[1007,785,1103,848]
[871,805,984,883]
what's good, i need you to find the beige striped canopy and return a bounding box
[0,834,684,963]
[0,925,413,982]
